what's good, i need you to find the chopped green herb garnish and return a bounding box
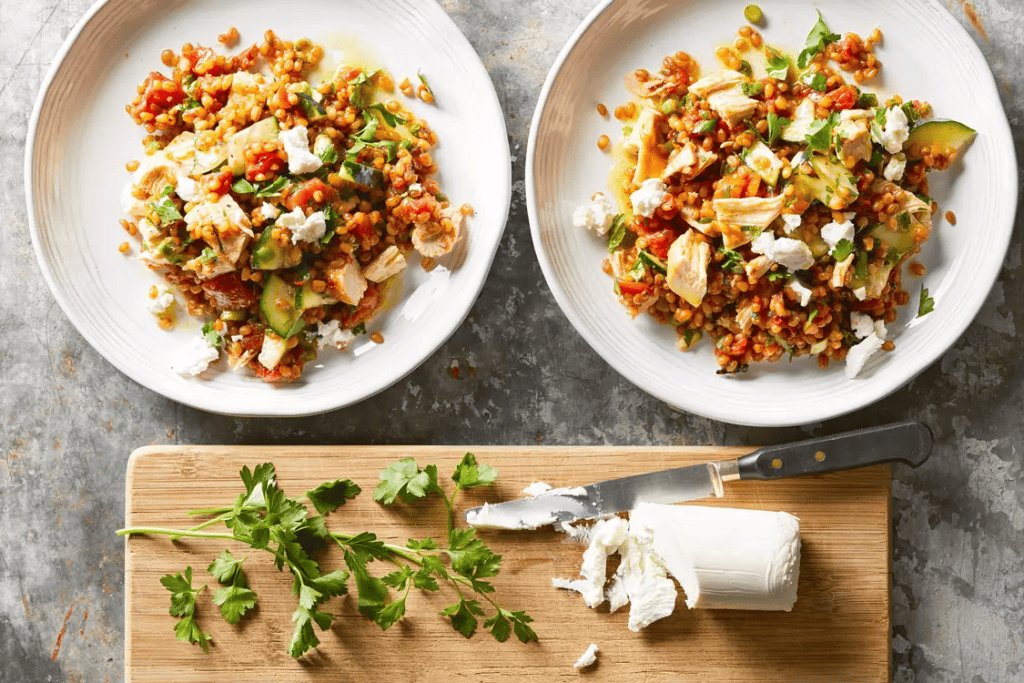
[797,11,841,69]
[738,60,753,77]
[719,246,746,274]
[148,184,183,225]
[901,101,923,125]
[764,47,790,81]
[800,71,828,92]
[858,91,879,108]
[766,271,788,281]
[366,103,406,128]
[661,98,679,114]
[832,239,854,261]
[606,215,627,252]
[683,329,700,347]
[231,178,256,194]
[741,82,765,97]
[417,71,435,102]
[917,287,934,317]
[766,112,791,146]
[197,248,219,266]
[896,211,912,231]
[693,118,717,134]
[804,112,839,154]
[352,322,367,335]
[256,176,289,198]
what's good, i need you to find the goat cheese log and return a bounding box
[629,503,801,611]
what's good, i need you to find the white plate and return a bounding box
[26,0,510,416]
[527,0,1017,427]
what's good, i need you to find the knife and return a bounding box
[464,420,932,529]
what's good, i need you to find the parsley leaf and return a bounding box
[766,112,791,146]
[693,118,717,135]
[160,567,212,653]
[917,287,935,317]
[197,248,218,266]
[148,184,183,225]
[366,103,406,128]
[804,112,839,154]
[442,598,485,638]
[797,11,841,69]
[352,322,367,335]
[741,81,765,97]
[256,176,289,198]
[201,321,222,348]
[800,71,828,92]
[764,47,790,80]
[306,479,361,515]
[417,70,435,102]
[451,452,498,489]
[606,215,628,252]
[831,239,854,261]
[211,581,256,625]
[373,458,441,504]
[231,178,256,194]
[718,246,746,274]
[858,91,879,108]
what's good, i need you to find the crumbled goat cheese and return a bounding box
[872,106,910,154]
[629,178,668,218]
[146,284,175,314]
[317,319,356,350]
[787,279,812,307]
[852,286,868,301]
[278,125,323,174]
[169,335,219,376]
[781,213,803,235]
[277,207,327,244]
[551,517,629,608]
[573,643,599,670]
[572,192,618,235]
[259,202,281,220]
[751,233,814,271]
[523,481,553,497]
[883,152,907,182]
[820,212,856,250]
[850,311,876,339]
[175,175,199,202]
[845,332,885,378]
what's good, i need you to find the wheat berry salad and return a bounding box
[574,10,975,378]
[119,30,469,382]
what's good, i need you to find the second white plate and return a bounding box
[527,0,1016,427]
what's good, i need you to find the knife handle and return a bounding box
[735,420,933,481]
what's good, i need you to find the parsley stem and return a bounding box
[116,527,236,541]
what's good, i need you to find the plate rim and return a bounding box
[525,0,1019,427]
[25,0,512,417]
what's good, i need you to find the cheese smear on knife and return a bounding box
[553,503,801,629]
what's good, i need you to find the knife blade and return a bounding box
[464,420,932,530]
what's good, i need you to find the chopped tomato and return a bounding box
[201,273,258,309]
[285,178,337,212]
[252,363,285,383]
[645,230,678,260]
[831,85,858,111]
[206,169,234,196]
[128,72,185,120]
[618,281,649,296]
[245,148,286,182]
[341,285,381,327]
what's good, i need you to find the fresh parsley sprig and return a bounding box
[118,454,536,659]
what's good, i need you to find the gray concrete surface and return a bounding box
[1,1,1021,681]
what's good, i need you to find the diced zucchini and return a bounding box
[259,274,304,337]
[867,221,916,260]
[637,250,667,274]
[339,161,384,190]
[742,141,783,185]
[294,82,326,122]
[250,228,301,271]
[295,282,338,311]
[905,120,976,160]
[220,310,248,321]
[227,117,280,176]
[810,156,859,205]
[192,143,228,174]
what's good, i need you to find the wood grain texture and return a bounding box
[125,445,891,682]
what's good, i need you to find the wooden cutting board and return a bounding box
[125,445,890,682]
